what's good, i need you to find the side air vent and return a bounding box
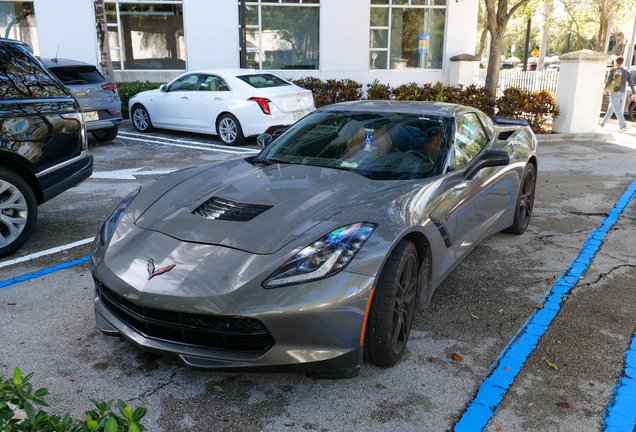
[497,130,515,141]
[193,197,273,222]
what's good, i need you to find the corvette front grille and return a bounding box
[95,280,274,352]
[193,197,273,222]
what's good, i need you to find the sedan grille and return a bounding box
[95,280,274,352]
[193,197,273,222]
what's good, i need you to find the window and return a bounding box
[450,113,487,170]
[369,0,445,70]
[48,66,104,85]
[237,73,291,88]
[199,75,230,92]
[0,43,65,99]
[104,2,185,71]
[168,74,198,92]
[0,2,39,55]
[238,0,320,70]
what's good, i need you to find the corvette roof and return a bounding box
[317,100,468,117]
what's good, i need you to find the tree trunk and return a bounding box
[476,27,489,57]
[94,0,114,83]
[485,33,502,100]
[596,15,609,52]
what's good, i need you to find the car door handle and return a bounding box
[181,96,189,100]
[215,97,224,101]
[452,181,469,192]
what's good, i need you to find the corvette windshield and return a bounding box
[259,111,451,180]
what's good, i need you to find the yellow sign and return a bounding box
[531,48,540,58]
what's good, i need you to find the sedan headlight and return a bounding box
[263,222,377,288]
[100,187,140,245]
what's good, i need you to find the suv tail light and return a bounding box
[102,83,118,93]
[249,97,271,115]
[61,113,87,151]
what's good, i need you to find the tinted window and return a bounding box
[258,111,452,180]
[49,66,104,85]
[169,74,198,92]
[0,43,66,99]
[199,75,230,91]
[237,74,291,88]
[451,113,488,170]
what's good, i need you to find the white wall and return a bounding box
[34,0,97,65]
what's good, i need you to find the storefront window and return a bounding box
[104,2,186,71]
[238,0,320,70]
[0,2,39,55]
[370,0,446,70]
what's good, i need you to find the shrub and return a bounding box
[1,367,147,432]
[117,81,166,119]
[497,88,560,133]
[366,80,391,100]
[292,78,363,108]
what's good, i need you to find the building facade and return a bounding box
[0,0,478,87]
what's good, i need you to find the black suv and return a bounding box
[0,39,93,257]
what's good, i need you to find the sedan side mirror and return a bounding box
[159,84,167,92]
[257,133,273,149]
[464,150,510,180]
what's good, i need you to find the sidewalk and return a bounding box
[537,119,636,144]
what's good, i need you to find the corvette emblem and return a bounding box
[146,258,175,280]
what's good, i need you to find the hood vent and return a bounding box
[497,130,515,141]
[193,197,273,222]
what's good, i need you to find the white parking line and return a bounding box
[117,135,257,155]
[118,131,259,154]
[0,237,95,269]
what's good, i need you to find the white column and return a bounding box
[449,54,479,87]
[552,50,609,134]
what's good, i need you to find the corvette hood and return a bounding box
[135,160,410,254]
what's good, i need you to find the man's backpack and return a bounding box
[607,68,623,93]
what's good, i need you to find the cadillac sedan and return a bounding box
[128,69,315,145]
[91,101,537,378]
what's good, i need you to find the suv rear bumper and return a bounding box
[86,118,122,132]
[39,153,93,204]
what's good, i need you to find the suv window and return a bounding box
[237,74,291,88]
[450,113,488,170]
[49,66,104,85]
[169,74,198,92]
[0,43,67,99]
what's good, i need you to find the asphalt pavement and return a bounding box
[1,122,636,431]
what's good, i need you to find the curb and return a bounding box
[536,132,616,143]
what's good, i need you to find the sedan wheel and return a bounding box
[0,168,37,258]
[505,163,536,235]
[132,106,153,132]
[630,102,636,123]
[217,114,245,146]
[365,240,419,366]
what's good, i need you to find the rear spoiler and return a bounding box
[490,116,528,127]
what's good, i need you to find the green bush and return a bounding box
[292,78,363,108]
[365,80,391,100]
[116,82,165,119]
[496,87,560,133]
[1,367,147,432]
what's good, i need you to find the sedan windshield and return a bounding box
[259,110,451,180]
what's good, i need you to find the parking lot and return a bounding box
[2,123,636,431]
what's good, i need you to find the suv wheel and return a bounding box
[132,105,153,132]
[0,168,37,258]
[92,126,118,142]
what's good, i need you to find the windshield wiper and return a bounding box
[246,156,291,166]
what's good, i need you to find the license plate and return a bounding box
[293,110,305,121]
[83,111,99,122]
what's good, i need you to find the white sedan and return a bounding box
[128,69,316,145]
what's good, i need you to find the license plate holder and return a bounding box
[84,111,99,122]
[293,110,305,121]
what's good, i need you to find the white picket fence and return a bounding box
[476,70,559,97]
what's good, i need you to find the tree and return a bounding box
[94,0,114,83]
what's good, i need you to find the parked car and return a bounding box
[0,39,93,257]
[91,100,537,378]
[41,58,122,142]
[128,68,316,145]
[600,69,636,122]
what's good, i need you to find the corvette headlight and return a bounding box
[100,187,140,245]
[263,222,377,288]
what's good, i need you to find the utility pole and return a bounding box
[522,18,532,72]
[239,0,247,68]
[565,33,571,53]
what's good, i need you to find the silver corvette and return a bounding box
[90,101,537,378]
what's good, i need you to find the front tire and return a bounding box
[365,240,419,367]
[0,168,37,258]
[92,126,118,142]
[131,105,153,133]
[629,102,636,122]
[505,163,536,235]
[217,113,245,146]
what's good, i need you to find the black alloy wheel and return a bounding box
[629,102,636,123]
[0,168,37,258]
[92,126,118,142]
[505,163,536,235]
[131,105,153,132]
[365,240,419,366]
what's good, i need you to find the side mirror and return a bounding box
[257,133,273,149]
[464,150,510,180]
[159,84,167,92]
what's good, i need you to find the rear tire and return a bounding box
[131,105,153,132]
[92,126,118,142]
[216,113,245,146]
[505,163,536,235]
[629,102,636,122]
[0,168,37,258]
[365,240,419,367]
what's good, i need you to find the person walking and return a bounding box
[600,56,636,132]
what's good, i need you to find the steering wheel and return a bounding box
[408,150,435,165]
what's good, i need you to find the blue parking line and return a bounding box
[455,178,636,432]
[0,256,90,290]
[602,332,636,432]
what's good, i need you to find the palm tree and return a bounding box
[94,0,114,83]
